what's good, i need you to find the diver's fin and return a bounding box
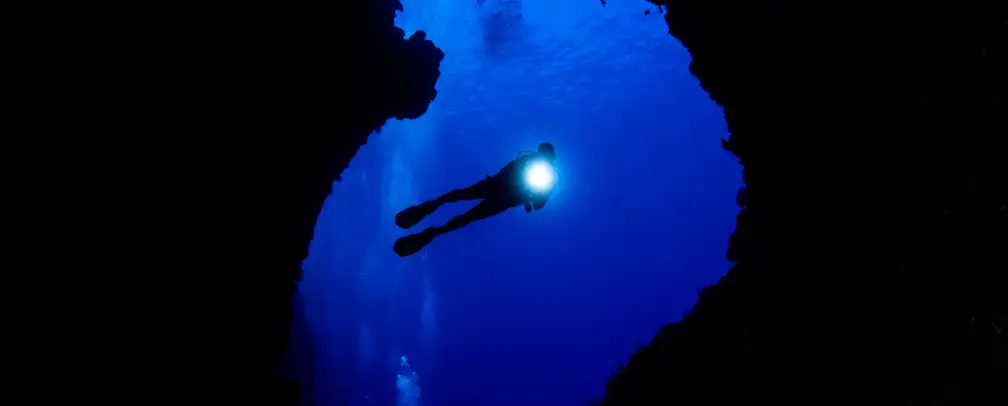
[394,229,436,257]
[396,201,439,229]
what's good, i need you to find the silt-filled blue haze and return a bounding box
[283,1,740,405]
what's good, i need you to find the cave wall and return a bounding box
[154,0,1005,402]
[22,0,1004,403]
[20,1,444,403]
[200,2,447,402]
[603,1,1007,404]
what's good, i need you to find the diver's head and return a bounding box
[537,142,555,160]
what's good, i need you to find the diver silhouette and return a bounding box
[393,142,557,257]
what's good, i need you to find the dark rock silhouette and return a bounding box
[602,1,1007,405]
[29,0,1004,403]
[23,1,442,403]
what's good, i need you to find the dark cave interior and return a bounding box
[21,0,1005,404]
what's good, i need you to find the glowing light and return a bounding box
[523,160,557,193]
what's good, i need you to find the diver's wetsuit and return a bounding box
[440,151,547,210]
[393,151,552,257]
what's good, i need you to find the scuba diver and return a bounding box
[393,142,557,257]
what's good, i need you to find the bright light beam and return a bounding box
[523,160,557,194]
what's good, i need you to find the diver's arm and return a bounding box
[527,195,548,211]
[524,198,545,212]
[515,150,536,160]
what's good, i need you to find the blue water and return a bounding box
[284,1,740,405]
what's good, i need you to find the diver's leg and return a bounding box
[434,177,493,204]
[432,198,512,235]
[394,198,513,257]
[396,177,493,229]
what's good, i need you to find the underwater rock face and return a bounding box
[602,1,1007,405]
[47,1,446,403]
[63,0,1002,403]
